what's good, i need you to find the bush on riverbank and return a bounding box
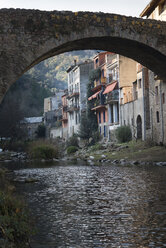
[67,146,78,155]
[28,140,60,159]
[66,135,79,148]
[115,126,132,143]
[0,139,28,152]
[0,191,32,248]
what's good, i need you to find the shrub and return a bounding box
[1,140,28,152]
[28,140,59,159]
[90,143,104,151]
[66,135,79,148]
[67,146,78,154]
[115,125,132,143]
[0,191,32,248]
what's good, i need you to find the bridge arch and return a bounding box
[0,9,166,101]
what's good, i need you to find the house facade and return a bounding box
[67,60,93,137]
[44,90,64,138]
[22,116,43,139]
[89,52,137,141]
[139,0,166,144]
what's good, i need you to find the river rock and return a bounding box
[156,162,166,166]
[101,154,106,158]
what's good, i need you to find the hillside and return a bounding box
[26,50,98,91]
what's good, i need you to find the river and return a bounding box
[13,161,166,248]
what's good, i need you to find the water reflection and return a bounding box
[14,164,166,248]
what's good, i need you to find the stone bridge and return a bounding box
[0,8,166,101]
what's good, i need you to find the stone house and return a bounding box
[120,64,150,141]
[44,91,64,138]
[139,0,166,144]
[22,116,43,139]
[66,60,93,137]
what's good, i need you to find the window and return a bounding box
[104,126,106,137]
[111,104,114,123]
[133,83,138,100]
[117,103,119,122]
[76,113,78,124]
[99,112,101,123]
[101,69,104,78]
[156,111,160,123]
[162,93,165,104]
[155,86,159,104]
[103,111,105,122]
[138,79,141,89]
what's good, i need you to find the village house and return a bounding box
[22,116,43,139]
[120,63,150,141]
[66,59,93,137]
[89,51,136,141]
[44,90,64,138]
[60,89,68,140]
[139,0,166,144]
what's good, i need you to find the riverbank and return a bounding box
[0,140,166,166]
[73,140,166,166]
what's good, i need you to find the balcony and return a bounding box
[67,104,80,112]
[91,96,106,111]
[105,90,119,103]
[67,91,79,99]
[92,77,107,92]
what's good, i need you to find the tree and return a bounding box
[35,124,46,138]
[78,71,99,141]
[0,98,26,141]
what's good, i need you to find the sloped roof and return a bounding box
[140,0,160,17]
[24,116,43,124]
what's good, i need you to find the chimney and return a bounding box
[74,59,77,66]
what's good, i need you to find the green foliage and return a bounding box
[0,140,28,152]
[28,140,59,159]
[0,191,32,248]
[27,50,97,91]
[66,135,79,148]
[90,143,104,151]
[35,124,46,138]
[115,126,132,143]
[78,73,99,141]
[89,68,101,83]
[67,146,78,154]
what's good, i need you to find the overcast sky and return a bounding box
[1,0,150,17]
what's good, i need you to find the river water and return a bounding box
[13,162,166,248]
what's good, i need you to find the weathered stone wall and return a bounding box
[148,71,166,144]
[0,9,166,102]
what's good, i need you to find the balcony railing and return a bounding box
[105,90,119,103]
[67,104,80,112]
[67,91,79,99]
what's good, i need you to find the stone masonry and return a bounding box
[0,9,166,102]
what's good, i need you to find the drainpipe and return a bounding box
[117,55,121,126]
[159,80,164,144]
[142,67,146,140]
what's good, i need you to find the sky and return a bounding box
[1,0,150,17]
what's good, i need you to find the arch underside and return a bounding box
[28,36,166,80]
